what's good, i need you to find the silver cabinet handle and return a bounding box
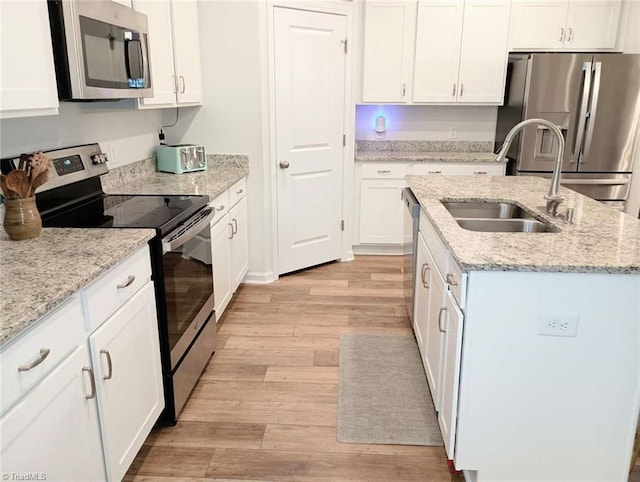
[377,169,391,174]
[421,263,430,288]
[445,273,458,286]
[83,367,96,399]
[279,160,290,169]
[452,83,456,97]
[559,27,565,42]
[428,170,442,174]
[474,171,488,175]
[173,75,179,94]
[179,75,186,94]
[460,83,464,97]
[100,349,113,380]
[228,223,234,239]
[438,307,447,333]
[117,275,135,289]
[402,82,406,97]
[232,218,238,235]
[236,188,244,194]
[18,348,50,372]
[216,205,225,211]
[567,27,573,42]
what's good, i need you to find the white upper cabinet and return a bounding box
[0,0,59,119]
[134,0,203,108]
[509,1,622,51]
[362,0,510,105]
[362,1,416,103]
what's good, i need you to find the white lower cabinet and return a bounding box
[211,211,233,315]
[0,345,105,480]
[88,282,163,482]
[229,196,249,292]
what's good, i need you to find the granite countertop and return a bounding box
[0,228,155,347]
[356,151,500,163]
[355,140,501,164]
[407,175,640,274]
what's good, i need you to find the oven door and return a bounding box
[160,208,216,370]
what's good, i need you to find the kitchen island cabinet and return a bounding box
[407,174,640,481]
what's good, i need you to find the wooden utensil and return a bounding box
[28,170,50,197]
[0,174,18,200]
[28,152,49,180]
[6,170,30,199]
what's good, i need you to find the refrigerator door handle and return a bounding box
[571,62,592,164]
[582,62,602,164]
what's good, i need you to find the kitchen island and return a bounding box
[406,174,640,482]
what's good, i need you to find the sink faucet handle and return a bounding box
[544,194,565,217]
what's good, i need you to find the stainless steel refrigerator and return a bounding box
[496,53,640,210]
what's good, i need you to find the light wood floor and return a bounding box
[125,255,640,481]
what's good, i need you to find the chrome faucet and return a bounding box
[495,118,565,216]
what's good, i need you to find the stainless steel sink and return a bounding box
[442,201,534,219]
[455,218,560,233]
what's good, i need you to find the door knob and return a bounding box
[279,160,290,169]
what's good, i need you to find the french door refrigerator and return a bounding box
[496,53,640,210]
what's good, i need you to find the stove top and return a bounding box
[42,193,209,236]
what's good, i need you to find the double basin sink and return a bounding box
[442,201,560,233]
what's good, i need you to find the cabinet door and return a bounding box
[171,0,203,105]
[229,197,249,293]
[413,0,463,103]
[89,282,164,482]
[211,214,233,317]
[0,0,58,118]
[1,346,105,480]
[413,233,431,361]
[565,1,621,49]
[457,0,510,104]
[359,179,407,244]
[424,246,446,411]
[134,0,178,108]
[362,1,416,102]
[438,290,464,459]
[509,1,568,50]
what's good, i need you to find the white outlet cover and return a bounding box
[537,314,579,337]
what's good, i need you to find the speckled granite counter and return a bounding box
[407,175,640,273]
[0,228,155,347]
[357,151,500,163]
[355,140,502,164]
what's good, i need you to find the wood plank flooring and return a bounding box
[125,255,640,481]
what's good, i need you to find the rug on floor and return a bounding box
[337,334,444,446]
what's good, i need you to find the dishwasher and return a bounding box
[402,187,420,322]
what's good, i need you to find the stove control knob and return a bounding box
[91,153,109,164]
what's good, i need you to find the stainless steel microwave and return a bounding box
[48,0,153,101]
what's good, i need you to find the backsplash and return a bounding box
[356,140,493,153]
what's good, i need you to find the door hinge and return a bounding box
[343,134,346,147]
[342,38,348,54]
[341,220,345,231]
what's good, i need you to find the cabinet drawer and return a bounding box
[419,209,448,277]
[208,190,230,226]
[83,246,151,332]
[1,297,84,414]
[412,162,505,176]
[228,177,247,207]
[360,163,408,179]
[445,258,467,309]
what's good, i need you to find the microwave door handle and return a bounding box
[581,62,602,165]
[161,208,216,253]
[124,37,144,80]
[571,62,592,164]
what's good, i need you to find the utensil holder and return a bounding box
[3,196,42,241]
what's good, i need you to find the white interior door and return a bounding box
[274,7,346,275]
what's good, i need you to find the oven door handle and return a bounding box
[161,208,215,253]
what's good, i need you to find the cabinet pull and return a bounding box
[460,83,464,97]
[18,348,50,372]
[428,170,442,174]
[179,75,186,94]
[228,223,234,239]
[567,27,573,42]
[216,205,225,211]
[445,273,458,286]
[559,27,565,42]
[232,218,238,235]
[438,307,447,333]
[474,170,488,175]
[236,188,244,195]
[402,82,406,97]
[421,263,430,288]
[173,75,179,94]
[117,275,136,289]
[83,367,96,399]
[100,349,113,380]
[377,169,391,174]
[452,83,456,97]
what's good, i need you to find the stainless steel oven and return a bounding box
[402,188,420,323]
[48,0,153,100]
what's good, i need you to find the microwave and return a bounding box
[48,0,153,101]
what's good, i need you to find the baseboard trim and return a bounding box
[352,244,407,256]
[340,249,355,262]
[243,271,277,284]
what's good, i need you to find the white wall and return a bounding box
[355,105,498,142]
[0,102,162,169]
[623,0,640,217]
[167,0,273,282]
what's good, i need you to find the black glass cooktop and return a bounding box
[42,193,209,236]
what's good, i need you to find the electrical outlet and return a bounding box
[537,315,579,337]
[448,127,457,139]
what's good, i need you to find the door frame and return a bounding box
[266,0,356,278]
